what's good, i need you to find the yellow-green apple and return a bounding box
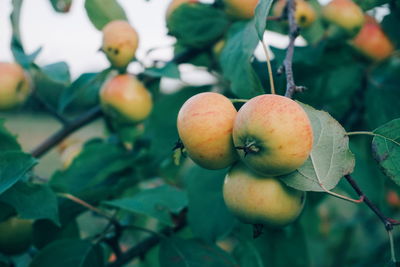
[177,92,238,169]
[100,74,153,124]
[273,0,317,28]
[351,15,394,61]
[223,163,305,227]
[0,217,33,255]
[233,94,313,176]
[222,0,259,20]
[102,20,139,70]
[322,0,364,35]
[166,0,198,20]
[58,139,83,169]
[0,62,31,110]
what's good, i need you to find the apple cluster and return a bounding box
[177,92,313,227]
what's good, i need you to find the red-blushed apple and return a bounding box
[102,20,139,70]
[273,0,317,28]
[351,15,394,61]
[177,92,238,170]
[233,94,313,176]
[100,74,153,124]
[322,0,364,35]
[223,163,305,227]
[0,62,31,110]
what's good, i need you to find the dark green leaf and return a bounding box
[143,62,180,79]
[159,237,238,267]
[167,3,229,49]
[49,0,73,13]
[104,184,187,226]
[254,0,274,39]
[353,0,390,10]
[220,21,264,98]
[281,104,355,191]
[30,239,104,267]
[0,151,37,195]
[33,219,80,249]
[0,182,59,225]
[84,0,127,30]
[0,119,21,151]
[381,11,400,49]
[372,118,400,185]
[185,166,236,242]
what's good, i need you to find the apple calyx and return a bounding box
[235,138,261,157]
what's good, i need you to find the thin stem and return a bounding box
[260,39,276,95]
[388,229,397,263]
[346,131,374,136]
[318,181,364,204]
[230,98,249,103]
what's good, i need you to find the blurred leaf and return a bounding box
[281,104,355,191]
[381,11,400,49]
[0,182,59,225]
[220,21,264,98]
[271,42,326,66]
[254,0,274,39]
[33,219,80,249]
[59,69,111,113]
[167,3,229,49]
[365,55,400,129]
[353,0,390,10]
[232,238,264,267]
[104,184,187,226]
[50,140,136,194]
[30,239,104,267]
[84,0,127,30]
[159,237,238,267]
[185,166,236,242]
[41,62,71,85]
[372,118,400,185]
[0,151,37,195]
[49,0,73,13]
[143,62,180,79]
[0,119,21,151]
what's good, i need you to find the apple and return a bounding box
[322,0,364,35]
[100,74,153,124]
[58,139,82,169]
[102,20,139,70]
[223,163,305,227]
[0,62,31,110]
[177,92,238,170]
[222,0,259,20]
[0,217,33,255]
[351,16,394,61]
[273,0,317,28]
[233,94,313,176]
[166,0,198,19]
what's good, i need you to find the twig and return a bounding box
[31,106,103,158]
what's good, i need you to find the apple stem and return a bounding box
[260,37,276,95]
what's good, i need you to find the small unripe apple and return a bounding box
[177,92,238,170]
[102,20,139,70]
[223,163,305,227]
[0,217,33,255]
[166,0,198,20]
[222,0,259,20]
[351,16,394,61]
[273,0,317,28]
[58,139,82,169]
[0,62,31,110]
[233,94,313,176]
[100,74,153,124]
[322,0,364,35]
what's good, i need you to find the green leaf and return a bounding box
[0,151,37,195]
[30,239,104,267]
[41,62,71,85]
[167,3,229,49]
[49,0,73,13]
[159,237,238,267]
[281,104,355,191]
[0,182,59,225]
[143,62,180,79]
[58,69,111,113]
[185,166,236,242]
[0,119,21,151]
[104,184,187,226]
[220,21,264,98]
[254,0,274,39]
[371,118,400,185]
[84,0,127,30]
[353,0,390,10]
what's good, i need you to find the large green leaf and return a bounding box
[185,166,236,242]
[0,182,59,225]
[30,239,104,267]
[49,0,73,13]
[104,184,188,226]
[0,119,21,151]
[371,118,400,185]
[143,62,180,79]
[159,237,238,267]
[167,3,230,49]
[0,151,37,195]
[84,0,127,30]
[281,104,355,191]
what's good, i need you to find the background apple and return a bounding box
[177,92,238,170]
[222,0,259,20]
[233,94,313,176]
[273,0,317,28]
[322,0,364,35]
